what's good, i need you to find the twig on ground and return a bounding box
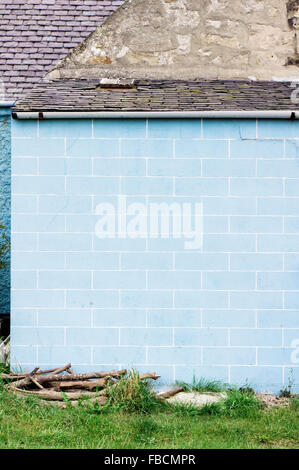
[5,364,161,408]
[157,387,184,399]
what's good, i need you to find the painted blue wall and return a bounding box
[10,118,299,393]
[0,107,10,316]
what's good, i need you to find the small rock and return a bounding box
[167,391,225,407]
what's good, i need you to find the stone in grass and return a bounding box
[167,391,226,407]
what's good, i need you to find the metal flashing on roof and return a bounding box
[98,78,136,89]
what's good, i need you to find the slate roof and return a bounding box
[13,78,297,112]
[0,0,125,101]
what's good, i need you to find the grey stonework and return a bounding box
[48,0,299,82]
[287,0,299,64]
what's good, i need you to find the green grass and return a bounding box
[167,387,263,418]
[176,376,225,393]
[0,382,298,449]
[0,363,9,374]
[106,369,162,414]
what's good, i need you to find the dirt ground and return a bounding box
[256,394,293,408]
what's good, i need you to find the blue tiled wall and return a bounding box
[0,107,11,316]
[10,118,299,393]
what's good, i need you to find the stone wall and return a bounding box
[287,0,299,64]
[48,0,299,81]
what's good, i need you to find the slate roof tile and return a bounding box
[13,79,297,113]
[0,0,126,101]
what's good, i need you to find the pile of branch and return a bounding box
[1,363,181,408]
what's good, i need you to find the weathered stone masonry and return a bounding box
[49,0,299,82]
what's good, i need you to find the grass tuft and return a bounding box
[0,363,9,374]
[222,387,263,418]
[290,397,299,410]
[169,401,223,417]
[169,387,263,418]
[176,376,225,393]
[106,369,163,414]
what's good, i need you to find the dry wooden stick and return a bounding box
[0,373,28,380]
[12,368,126,389]
[6,372,29,377]
[140,373,160,381]
[29,376,44,390]
[36,367,64,375]
[0,369,41,380]
[157,387,184,399]
[49,363,72,376]
[6,365,164,409]
[8,364,72,386]
[9,386,107,402]
[50,377,110,391]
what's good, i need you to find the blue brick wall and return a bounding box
[0,107,11,316]
[10,118,299,393]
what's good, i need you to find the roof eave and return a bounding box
[12,110,299,119]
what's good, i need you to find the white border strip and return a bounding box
[0,102,14,107]
[13,110,298,119]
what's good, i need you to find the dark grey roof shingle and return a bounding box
[0,0,125,101]
[13,79,297,112]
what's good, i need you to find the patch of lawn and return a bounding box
[0,363,9,374]
[0,386,298,449]
[169,387,263,419]
[106,369,162,414]
[176,377,225,394]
